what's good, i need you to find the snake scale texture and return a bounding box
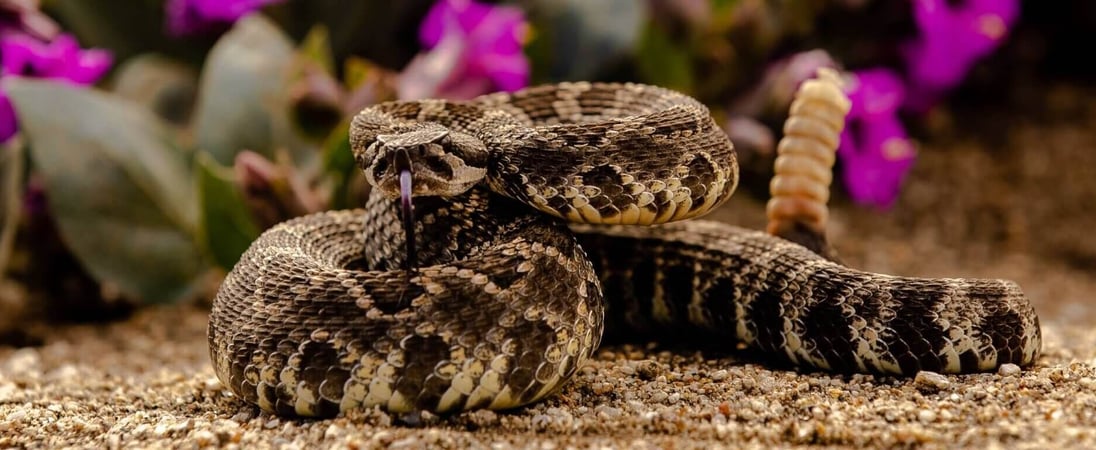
[208,81,1041,418]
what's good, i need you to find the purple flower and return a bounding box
[901,0,1019,111]
[0,33,113,142]
[1,34,112,82]
[165,0,284,37]
[838,69,917,209]
[398,0,529,100]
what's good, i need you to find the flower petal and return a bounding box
[407,0,530,98]
[0,91,17,142]
[165,0,284,36]
[838,115,916,208]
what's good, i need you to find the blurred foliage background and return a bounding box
[0,0,1091,328]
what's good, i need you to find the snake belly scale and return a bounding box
[208,81,1041,418]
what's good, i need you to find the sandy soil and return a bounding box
[2,84,1095,449]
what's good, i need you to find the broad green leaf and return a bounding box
[525,0,645,81]
[196,152,260,269]
[343,56,374,90]
[636,24,694,94]
[111,54,199,126]
[299,25,336,76]
[192,14,311,167]
[6,79,207,303]
[321,121,356,210]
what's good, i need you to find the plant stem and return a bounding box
[0,138,25,280]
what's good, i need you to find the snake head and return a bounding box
[360,122,489,199]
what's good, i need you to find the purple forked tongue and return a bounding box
[396,150,416,271]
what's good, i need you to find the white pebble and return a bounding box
[914,371,950,392]
[918,409,937,423]
[998,364,1022,376]
[324,424,343,440]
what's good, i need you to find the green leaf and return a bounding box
[6,79,208,303]
[298,25,336,76]
[192,14,312,167]
[111,54,199,126]
[321,120,356,210]
[195,152,260,269]
[523,0,645,81]
[343,56,376,92]
[636,24,694,94]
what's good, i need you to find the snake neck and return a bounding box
[359,186,551,271]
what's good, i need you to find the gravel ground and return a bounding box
[0,305,1094,449]
[3,85,1096,449]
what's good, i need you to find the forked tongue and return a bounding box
[395,149,416,271]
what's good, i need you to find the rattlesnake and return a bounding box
[208,80,1041,418]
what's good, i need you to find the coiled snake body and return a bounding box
[208,82,1041,418]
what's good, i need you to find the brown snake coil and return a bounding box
[208,81,1041,418]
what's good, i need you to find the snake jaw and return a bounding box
[396,149,417,271]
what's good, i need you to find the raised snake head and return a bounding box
[359,122,491,270]
[360,122,489,199]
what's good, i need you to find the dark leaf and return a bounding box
[6,79,208,303]
[525,0,645,81]
[321,121,357,210]
[636,24,694,93]
[111,54,199,126]
[192,15,312,166]
[196,152,260,269]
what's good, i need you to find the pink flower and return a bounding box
[1,33,112,82]
[398,0,529,100]
[901,0,1019,111]
[165,0,284,37]
[0,33,113,142]
[838,69,917,209]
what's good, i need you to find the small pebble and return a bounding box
[918,409,937,423]
[914,371,951,392]
[468,409,499,426]
[324,424,343,440]
[998,364,1022,376]
[635,360,662,380]
[230,409,254,422]
[1079,377,1096,390]
[594,405,622,419]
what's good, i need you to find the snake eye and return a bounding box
[372,155,389,178]
[425,155,454,178]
